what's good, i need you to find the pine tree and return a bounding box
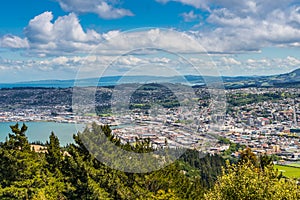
[4,123,30,151]
[46,132,62,172]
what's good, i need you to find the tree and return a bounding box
[238,147,258,167]
[205,157,300,200]
[259,154,273,170]
[46,132,62,172]
[152,189,180,200]
[4,123,30,151]
[0,146,67,199]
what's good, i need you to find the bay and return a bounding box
[0,122,86,146]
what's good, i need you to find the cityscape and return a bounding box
[0,85,299,163]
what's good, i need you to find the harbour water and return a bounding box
[0,122,86,146]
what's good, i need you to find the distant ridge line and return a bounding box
[0,68,299,89]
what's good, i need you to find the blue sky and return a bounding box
[0,0,300,82]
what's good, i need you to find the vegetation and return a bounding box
[0,123,224,199]
[227,92,298,108]
[205,148,300,200]
[274,165,300,178]
[0,123,299,199]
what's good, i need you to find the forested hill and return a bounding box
[0,123,299,199]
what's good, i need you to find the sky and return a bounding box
[1,0,300,82]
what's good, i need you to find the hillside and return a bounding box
[0,68,299,89]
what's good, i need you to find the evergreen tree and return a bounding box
[4,123,30,151]
[46,132,62,172]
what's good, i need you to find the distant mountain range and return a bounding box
[222,68,300,88]
[1,68,299,89]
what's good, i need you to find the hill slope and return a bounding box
[0,68,299,89]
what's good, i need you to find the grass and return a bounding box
[84,113,97,117]
[99,113,112,117]
[274,164,300,178]
[288,163,300,168]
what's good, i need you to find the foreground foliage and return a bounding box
[0,123,224,199]
[205,148,300,200]
[0,123,299,199]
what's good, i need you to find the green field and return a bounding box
[288,163,300,168]
[274,165,300,178]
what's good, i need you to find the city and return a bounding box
[0,86,299,163]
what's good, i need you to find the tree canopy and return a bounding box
[0,123,299,199]
[205,149,300,200]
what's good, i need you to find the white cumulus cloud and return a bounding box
[19,11,102,55]
[221,57,241,65]
[158,0,300,53]
[0,35,29,49]
[181,11,199,22]
[56,0,133,19]
[156,0,210,10]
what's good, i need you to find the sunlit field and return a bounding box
[275,165,300,178]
